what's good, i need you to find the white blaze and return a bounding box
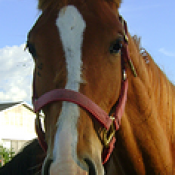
[52,5,86,171]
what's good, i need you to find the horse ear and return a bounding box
[106,0,122,8]
[38,0,45,10]
[114,0,122,8]
[38,0,42,9]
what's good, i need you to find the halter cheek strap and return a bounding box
[35,113,47,152]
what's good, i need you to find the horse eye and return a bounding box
[25,41,37,58]
[109,38,123,54]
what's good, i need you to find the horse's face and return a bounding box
[28,0,123,174]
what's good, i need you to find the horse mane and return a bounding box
[132,35,150,63]
[38,0,122,11]
[131,35,171,83]
[0,139,45,175]
[130,35,175,124]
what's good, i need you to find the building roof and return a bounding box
[0,101,33,112]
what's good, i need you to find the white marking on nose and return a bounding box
[52,5,86,170]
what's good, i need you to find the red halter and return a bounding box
[33,17,136,164]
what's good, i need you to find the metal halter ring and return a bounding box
[103,116,116,148]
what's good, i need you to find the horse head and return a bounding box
[27,0,128,174]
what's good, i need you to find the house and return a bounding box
[0,101,38,153]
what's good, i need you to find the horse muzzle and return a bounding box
[42,156,102,175]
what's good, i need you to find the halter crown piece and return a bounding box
[33,16,137,164]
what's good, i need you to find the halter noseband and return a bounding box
[33,16,137,164]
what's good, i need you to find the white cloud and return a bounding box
[159,48,175,57]
[0,44,34,104]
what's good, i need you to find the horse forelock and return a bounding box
[38,0,68,11]
[38,0,122,11]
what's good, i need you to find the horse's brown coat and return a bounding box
[104,35,175,174]
[27,0,175,174]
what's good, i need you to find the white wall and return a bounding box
[0,104,37,141]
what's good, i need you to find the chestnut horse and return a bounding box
[26,0,175,174]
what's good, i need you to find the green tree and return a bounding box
[0,145,15,167]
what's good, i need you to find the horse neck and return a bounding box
[105,35,175,174]
[126,34,175,136]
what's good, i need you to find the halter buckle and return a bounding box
[103,116,116,148]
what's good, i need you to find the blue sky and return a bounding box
[120,0,175,83]
[0,0,175,103]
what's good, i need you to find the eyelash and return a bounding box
[109,38,123,54]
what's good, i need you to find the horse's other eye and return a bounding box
[109,38,123,54]
[25,41,37,58]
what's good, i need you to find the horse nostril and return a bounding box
[42,158,53,175]
[84,158,97,175]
